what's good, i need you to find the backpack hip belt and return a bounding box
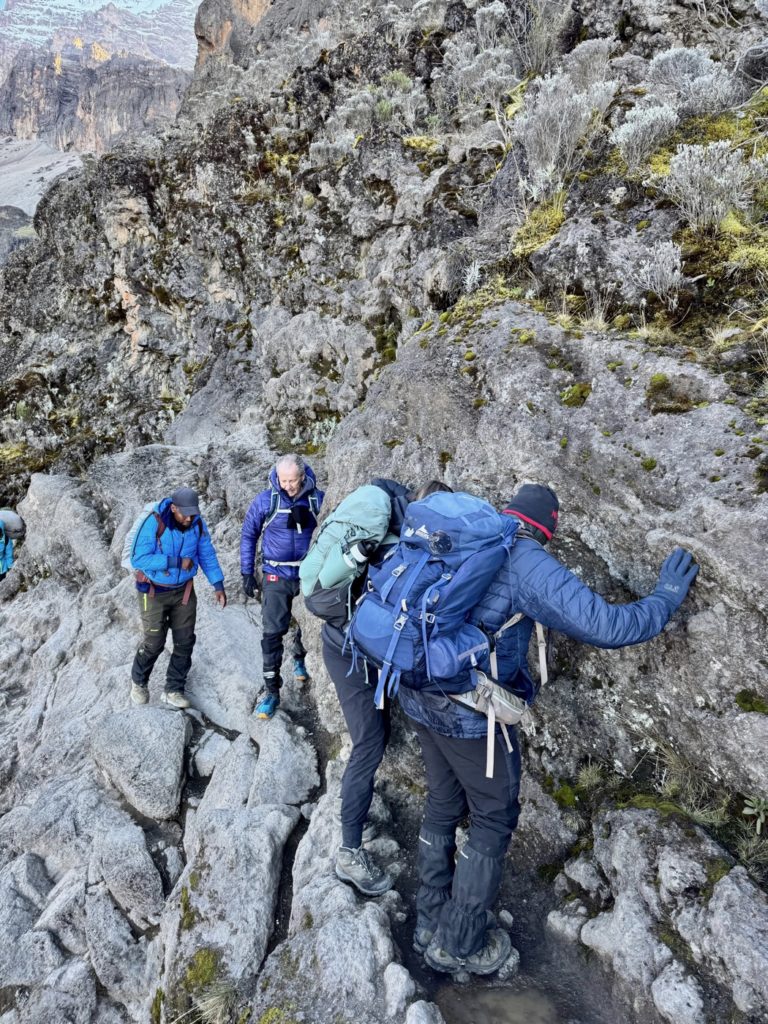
[450,671,530,778]
[264,559,302,567]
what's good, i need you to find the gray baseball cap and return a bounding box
[170,488,200,516]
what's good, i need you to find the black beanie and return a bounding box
[503,484,559,541]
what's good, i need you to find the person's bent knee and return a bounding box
[138,637,165,657]
[172,627,196,651]
[465,819,515,859]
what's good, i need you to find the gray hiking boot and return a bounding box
[413,926,434,954]
[161,691,191,710]
[361,820,379,844]
[130,683,149,705]
[425,927,512,976]
[335,846,393,897]
[335,815,379,844]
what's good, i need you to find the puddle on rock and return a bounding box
[437,984,561,1024]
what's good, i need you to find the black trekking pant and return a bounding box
[131,586,197,693]
[413,720,521,957]
[261,574,306,692]
[322,628,389,849]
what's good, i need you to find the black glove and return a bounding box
[242,573,259,599]
[652,548,699,612]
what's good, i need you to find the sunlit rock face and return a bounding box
[0,0,201,76]
[0,47,190,153]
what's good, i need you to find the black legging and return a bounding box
[322,627,390,848]
[412,720,521,957]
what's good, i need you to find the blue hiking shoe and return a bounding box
[255,692,280,719]
[293,658,309,682]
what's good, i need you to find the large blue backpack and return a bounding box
[347,491,518,707]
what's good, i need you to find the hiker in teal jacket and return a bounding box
[129,488,226,709]
[309,479,451,899]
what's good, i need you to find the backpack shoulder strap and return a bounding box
[490,615,548,687]
[264,488,281,529]
[153,511,166,541]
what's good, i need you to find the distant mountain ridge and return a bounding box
[0,0,197,211]
[0,0,201,72]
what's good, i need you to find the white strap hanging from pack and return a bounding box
[490,613,548,688]
[482,614,548,777]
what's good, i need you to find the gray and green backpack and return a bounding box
[299,485,393,628]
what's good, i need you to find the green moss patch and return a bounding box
[735,689,768,714]
[512,195,566,258]
[560,382,592,408]
[645,374,694,415]
[183,947,223,997]
[150,988,164,1024]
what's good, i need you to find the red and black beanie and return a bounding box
[503,484,559,541]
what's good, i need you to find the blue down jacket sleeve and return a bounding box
[505,539,674,648]
[240,491,269,575]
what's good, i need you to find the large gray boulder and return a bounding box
[91,708,191,820]
[161,804,299,1014]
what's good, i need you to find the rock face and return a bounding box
[0,0,766,1021]
[0,0,202,81]
[0,205,33,264]
[91,708,191,819]
[549,808,768,1022]
[0,48,190,154]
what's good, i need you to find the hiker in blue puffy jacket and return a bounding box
[240,454,324,719]
[0,509,26,582]
[400,484,699,977]
[130,488,226,710]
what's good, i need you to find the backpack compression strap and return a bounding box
[373,550,431,709]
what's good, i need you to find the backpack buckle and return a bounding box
[392,564,407,577]
[394,614,407,632]
[424,612,436,624]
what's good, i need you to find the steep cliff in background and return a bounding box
[0,0,201,78]
[0,46,190,152]
[0,0,767,1022]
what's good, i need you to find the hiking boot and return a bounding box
[130,683,149,706]
[255,692,280,719]
[413,927,434,955]
[335,846,393,896]
[425,927,512,976]
[335,815,379,845]
[362,820,379,844]
[161,691,191,710]
[293,658,309,682]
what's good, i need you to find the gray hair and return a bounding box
[275,453,306,477]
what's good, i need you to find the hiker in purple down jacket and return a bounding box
[399,484,699,978]
[240,454,324,719]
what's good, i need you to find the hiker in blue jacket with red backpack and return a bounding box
[129,487,226,709]
[240,454,324,719]
[347,484,698,977]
